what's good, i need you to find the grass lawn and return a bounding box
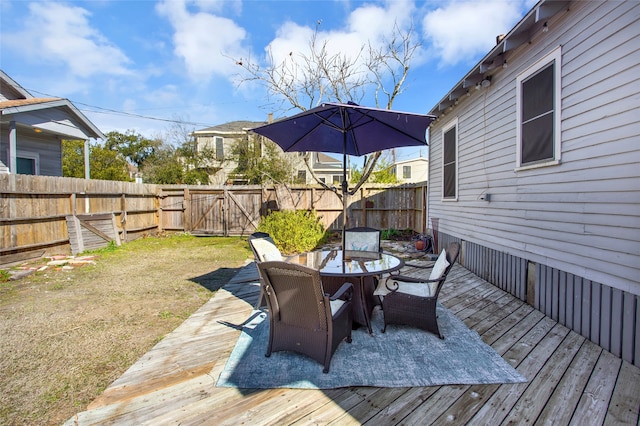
[0,234,252,425]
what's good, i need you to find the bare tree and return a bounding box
[234,22,420,200]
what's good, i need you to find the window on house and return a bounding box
[333,175,343,184]
[516,46,561,168]
[442,119,457,199]
[16,151,39,175]
[402,166,411,179]
[17,157,36,175]
[297,170,306,182]
[319,177,326,183]
[215,137,224,160]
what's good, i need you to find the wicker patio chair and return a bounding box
[344,227,382,252]
[257,261,353,373]
[376,242,460,338]
[248,232,283,309]
[341,226,383,319]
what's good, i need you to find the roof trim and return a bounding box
[1,98,105,139]
[0,69,32,99]
[428,0,571,116]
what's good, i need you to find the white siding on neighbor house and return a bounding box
[394,158,428,183]
[428,0,640,295]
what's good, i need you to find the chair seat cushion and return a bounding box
[330,299,346,315]
[374,277,438,298]
[429,249,450,281]
[251,238,283,261]
[345,230,380,252]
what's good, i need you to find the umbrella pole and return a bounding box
[342,150,347,252]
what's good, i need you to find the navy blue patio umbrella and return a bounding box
[250,102,436,248]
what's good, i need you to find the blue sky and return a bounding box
[1,0,535,162]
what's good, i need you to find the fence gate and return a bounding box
[188,189,263,236]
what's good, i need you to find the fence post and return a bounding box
[70,193,76,216]
[156,188,163,233]
[120,194,127,242]
[223,188,229,236]
[183,188,191,231]
[360,187,366,226]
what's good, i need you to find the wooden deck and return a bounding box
[65,261,640,425]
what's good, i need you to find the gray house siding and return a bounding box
[0,131,63,176]
[427,1,640,366]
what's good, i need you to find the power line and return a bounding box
[26,88,218,128]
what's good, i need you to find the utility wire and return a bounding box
[26,88,218,128]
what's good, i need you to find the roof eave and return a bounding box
[428,0,571,117]
[2,99,105,139]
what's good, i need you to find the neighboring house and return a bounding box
[392,157,428,183]
[0,70,104,177]
[426,0,639,367]
[193,120,346,185]
[192,120,264,185]
[309,152,346,185]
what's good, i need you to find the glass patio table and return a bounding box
[287,249,404,334]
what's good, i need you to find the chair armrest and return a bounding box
[386,274,439,284]
[383,275,440,299]
[330,282,353,301]
[402,263,435,271]
[389,259,436,276]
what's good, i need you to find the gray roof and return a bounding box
[193,120,265,135]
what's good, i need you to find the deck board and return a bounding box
[64,263,640,426]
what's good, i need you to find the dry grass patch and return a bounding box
[0,234,252,425]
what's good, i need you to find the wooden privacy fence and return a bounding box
[1,174,427,264]
[159,183,427,236]
[1,174,158,264]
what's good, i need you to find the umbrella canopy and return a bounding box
[251,102,435,156]
[250,102,436,248]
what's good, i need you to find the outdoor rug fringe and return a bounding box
[216,305,527,389]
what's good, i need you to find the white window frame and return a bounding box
[402,165,411,179]
[16,150,40,175]
[215,136,224,160]
[515,46,562,170]
[441,117,458,201]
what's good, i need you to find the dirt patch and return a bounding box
[0,234,252,426]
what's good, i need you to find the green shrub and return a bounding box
[381,228,401,240]
[258,210,326,254]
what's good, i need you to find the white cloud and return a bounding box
[265,0,417,87]
[4,2,131,78]
[422,0,525,67]
[347,0,414,44]
[156,0,249,81]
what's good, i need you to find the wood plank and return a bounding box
[446,284,504,317]
[533,339,602,424]
[430,384,501,426]
[362,387,439,426]
[329,387,410,424]
[396,385,469,425]
[604,360,640,425]
[60,260,640,426]
[461,294,521,331]
[270,389,350,425]
[289,387,379,425]
[468,322,568,424]
[215,388,340,426]
[491,309,546,355]
[500,329,584,424]
[570,350,622,425]
[476,303,535,344]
